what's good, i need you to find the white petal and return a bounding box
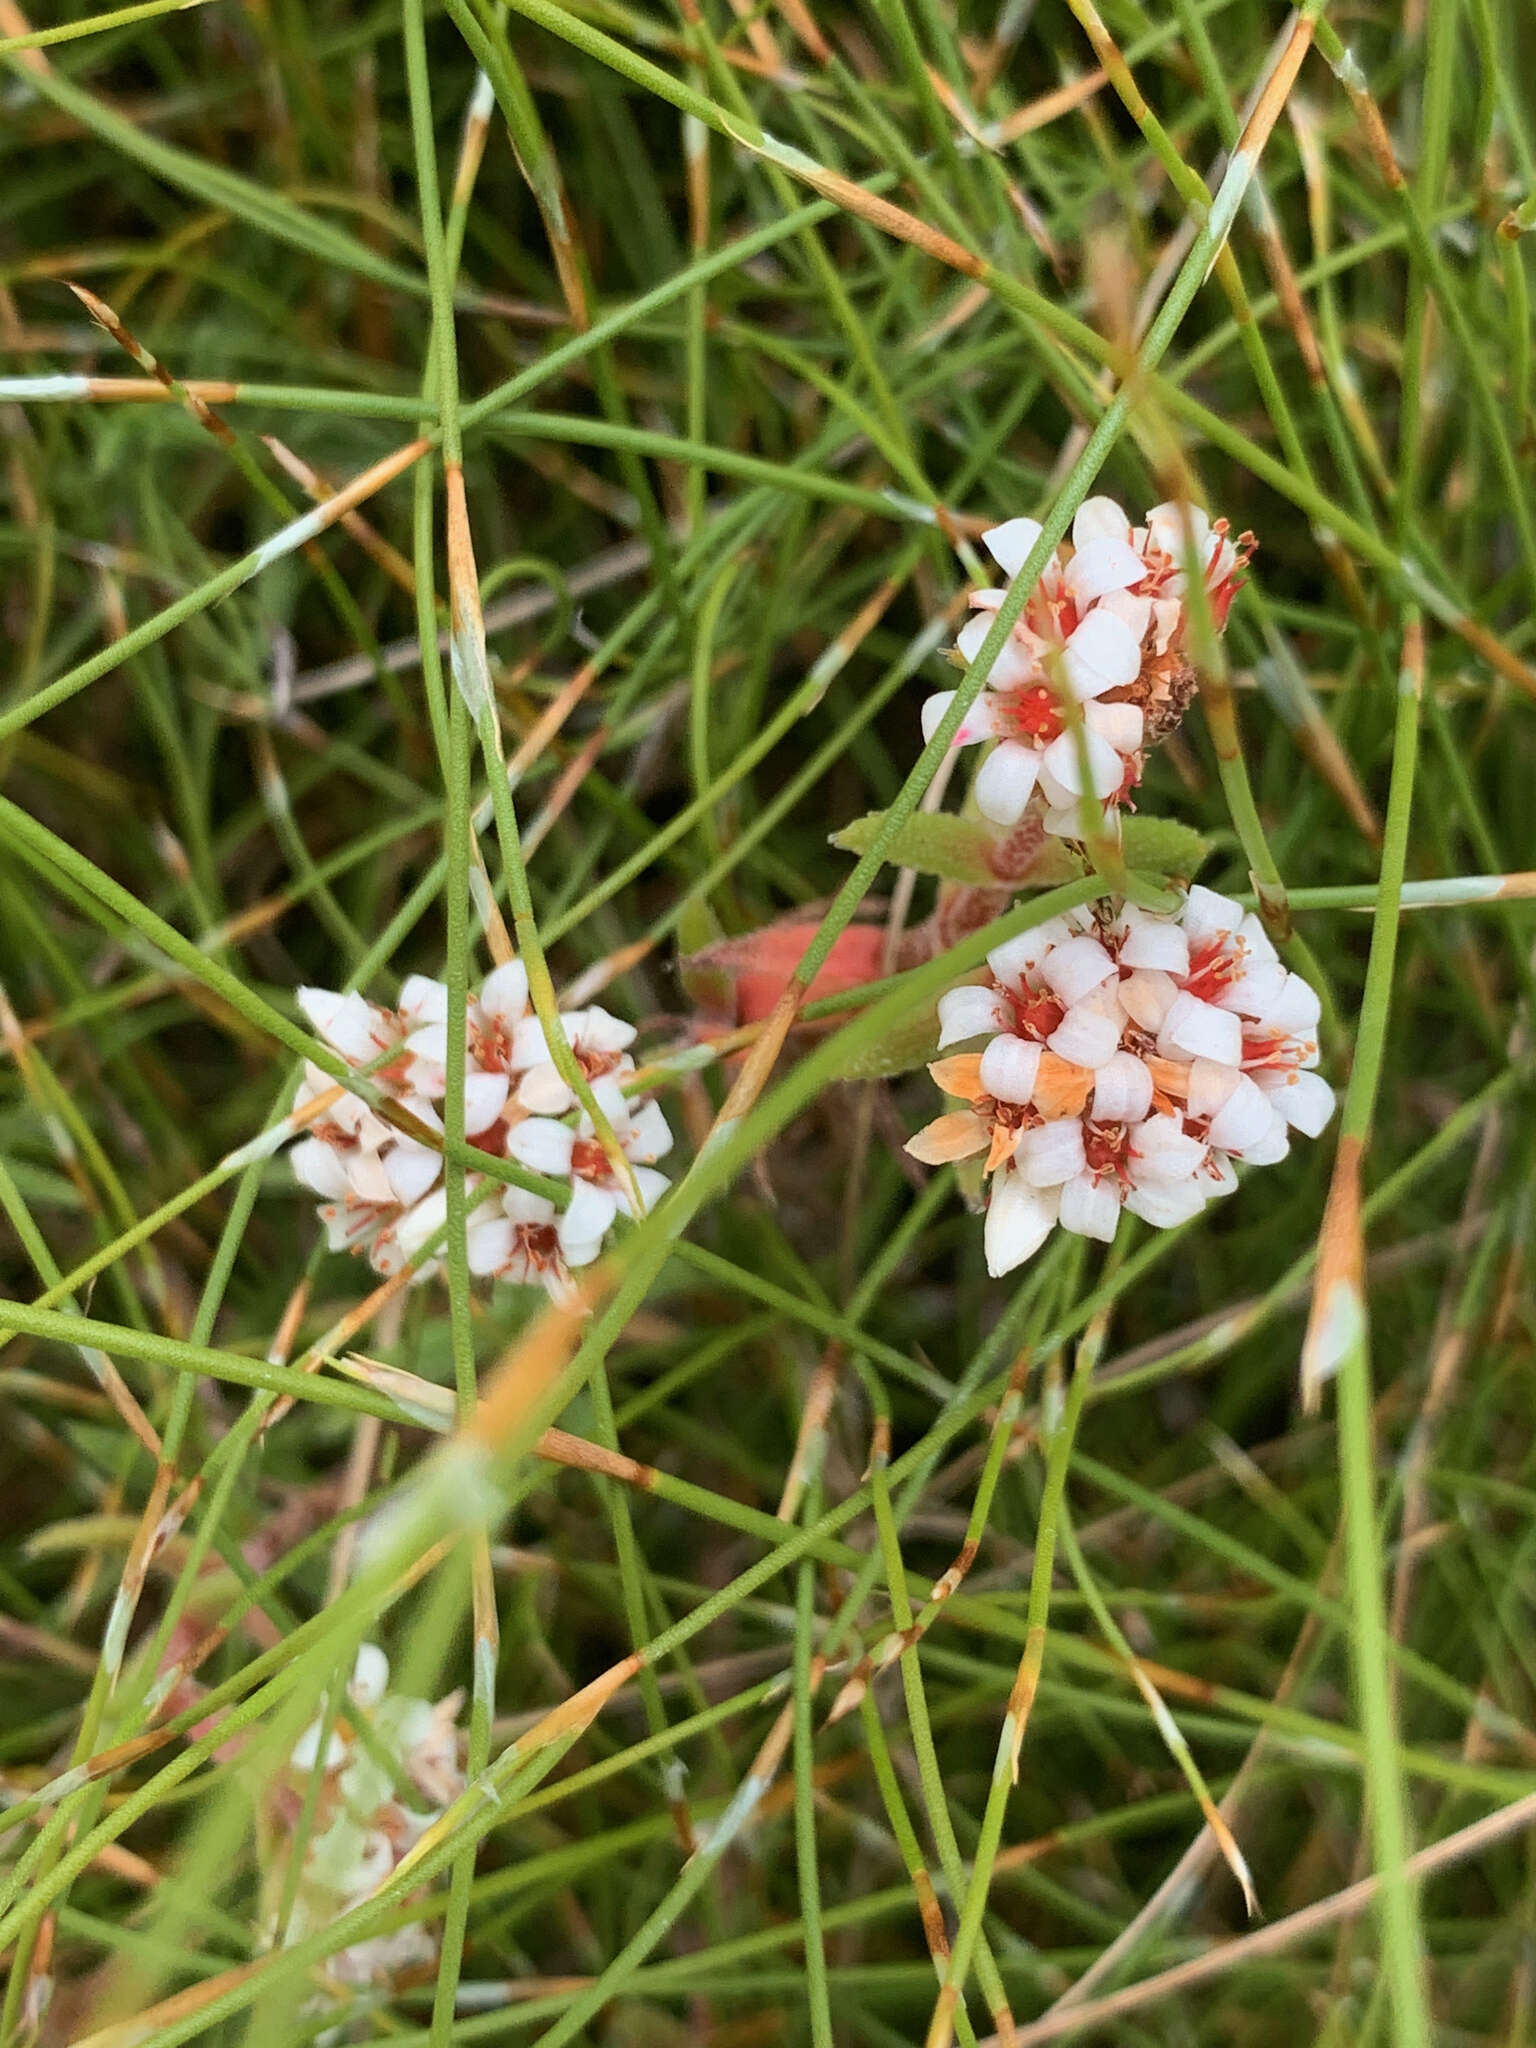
[629,1166,670,1213]
[983,516,1045,580]
[1041,799,1100,840]
[1092,1051,1154,1124]
[350,1645,390,1708]
[1058,1170,1123,1242]
[1203,1150,1240,1198]
[346,1148,395,1205]
[465,1215,514,1276]
[1048,998,1121,1070]
[984,1173,1059,1276]
[987,917,1076,990]
[922,688,960,744]
[626,1099,674,1163]
[384,1141,441,1208]
[1097,588,1154,644]
[1180,884,1244,945]
[1186,1057,1240,1120]
[924,685,1008,746]
[502,1186,556,1227]
[974,740,1042,826]
[937,984,1010,1048]
[1071,496,1133,549]
[1019,1117,1086,1187]
[978,1034,1042,1105]
[404,1021,449,1067]
[558,1235,603,1274]
[1145,501,1211,564]
[1119,968,1177,1032]
[955,618,1038,691]
[509,1015,551,1069]
[505,1118,576,1177]
[1040,726,1124,801]
[1239,1109,1291,1165]
[479,960,529,1024]
[1083,697,1144,754]
[1257,1067,1336,1137]
[292,1721,347,1774]
[1125,1176,1207,1228]
[1061,608,1142,700]
[1063,534,1147,608]
[1150,596,1183,653]
[1206,1074,1274,1153]
[572,1006,635,1055]
[1257,972,1322,1038]
[516,1063,575,1115]
[1236,913,1278,964]
[562,1178,617,1252]
[1215,961,1289,1018]
[1159,991,1243,1066]
[400,1092,442,1134]
[1117,906,1188,975]
[396,1187,448,1258]
[291,1137,351,1200]
[398,975,449,1027]
[1129,1113,1207,1185]
[1038,933,1116,1006]
[463,1070,510,1136]
[320,1205,369,1252]
[299,987,380,1065]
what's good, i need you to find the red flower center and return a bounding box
[1005,987,1066,1041]
[1082,1121,1131,1181]
[1184,937,1244,1003]
[473,1019,516,1072]
[570,1137,609,1182]
[517,1222,561,1267]
[1002,684,1065,744]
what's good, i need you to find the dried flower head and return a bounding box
[909,885,1331,1275]
[923,498,1254,838]
[257,1645,463,1995]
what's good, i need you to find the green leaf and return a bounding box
[832,1007,940,1081]
[832,807,1208,891]
[830,810,1001,884]
[1120,815,1210,881]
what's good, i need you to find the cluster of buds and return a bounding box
[257,1646,462,1994]
[922,499,1253,838]
[908,887,1333,1275]
[289,960,672,1301]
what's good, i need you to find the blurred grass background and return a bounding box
[2,0,1536,2041]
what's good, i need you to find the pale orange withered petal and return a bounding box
[1032,1051,1093,1120]
[927,1053,987,1103]
[1143,1055,1189,1099]
[985,1119,1022,1175]
[905,1110,990,1164]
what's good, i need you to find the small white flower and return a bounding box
[464,1183,600,1303]
[513,1005,637,1115]
[507,1073,674,1241]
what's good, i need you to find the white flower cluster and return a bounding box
[922,499,1252,837]
[909,886,1333,1276]
[258,1646,462,1993]
[290,960,671,1300]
